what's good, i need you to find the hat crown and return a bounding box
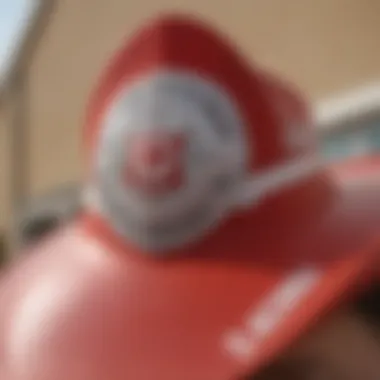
[85,14,319,254]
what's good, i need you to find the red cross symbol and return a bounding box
[124,131,187,196]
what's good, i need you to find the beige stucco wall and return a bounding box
[4,0,380,223]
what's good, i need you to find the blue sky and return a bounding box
[0,0,34,75]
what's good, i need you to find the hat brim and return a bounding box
[2,161,380,380]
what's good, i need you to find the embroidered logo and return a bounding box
[124,131,187,196]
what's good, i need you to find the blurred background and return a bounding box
[1,0,380,262]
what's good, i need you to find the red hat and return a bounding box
[1,14,380,380]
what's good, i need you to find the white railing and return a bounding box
[315,83,380,132]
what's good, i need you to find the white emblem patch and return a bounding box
[91,70,249,253]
